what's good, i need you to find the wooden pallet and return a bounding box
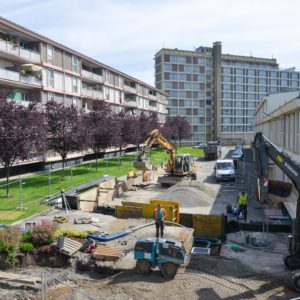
[58,237,83,256]
[74,217,92,224]
[93,245,123,261]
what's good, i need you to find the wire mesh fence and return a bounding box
[0,154,138,225]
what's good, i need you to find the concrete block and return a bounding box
[132,175,143,186]
[114,181,129,197]
[78,187,97,201]
[97,189,114,205]
[78,200,97,212]
[98,178,116,190]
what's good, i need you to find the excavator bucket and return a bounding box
[133,160,152,171]
[267,179,293,203]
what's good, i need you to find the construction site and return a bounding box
[0,129,299,300]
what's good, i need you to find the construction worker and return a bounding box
[236,191,248,221]
[153,203,166,238]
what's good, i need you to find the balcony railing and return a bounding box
[0,68,42,87]
[124,100,137,107]
[82,69,103,83]
[0,39,41,63]
[148,94,157,100]
[124,85,136,93]
[82,88,103,100]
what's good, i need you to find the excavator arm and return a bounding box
[253,132,300,202]
[134,129,176,172]
[253,132,300,271]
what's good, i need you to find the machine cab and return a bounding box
[134,238,156,262]
[173,154,194,175]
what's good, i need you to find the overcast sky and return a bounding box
[2,0,300,85]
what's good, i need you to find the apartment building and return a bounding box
[0,17,167,121]
[254,91,300,218]
[155,42,300,145]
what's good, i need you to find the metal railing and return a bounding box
[0,39,41,63]
[0,68,42,86]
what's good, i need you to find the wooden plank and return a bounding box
[93,245,123,260]
[0,271,41,285]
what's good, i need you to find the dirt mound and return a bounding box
[154,186,213,208]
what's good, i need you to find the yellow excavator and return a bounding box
[134,129,197,186]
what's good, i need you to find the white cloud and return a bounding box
[2,0,300,84]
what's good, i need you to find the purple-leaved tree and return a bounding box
[45,101,85,181]
[88,101,118,170]
[0,91,47,196]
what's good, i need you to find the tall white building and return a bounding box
[155,42,300,144]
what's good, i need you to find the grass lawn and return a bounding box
[0,147,202,225]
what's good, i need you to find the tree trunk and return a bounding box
[179,139,182,148]
[95,152,98,171]
[119,146,122,165]
[61,156,65,181]
[5,165,10,197]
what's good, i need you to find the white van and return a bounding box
[214,159,235,183]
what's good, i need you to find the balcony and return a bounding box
[82,88,103,100]
[82,69,103,83]
[7,99,40,107]
[124,84,136,94]
[0,68,42,87]
[0,39,41,63]
[148,94,157,100]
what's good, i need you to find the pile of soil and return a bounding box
[155,186,213,208]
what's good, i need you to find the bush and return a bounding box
[19,243,33,253]
[54,227,87,239]
[30,220,57,247]
[0,226,22,264]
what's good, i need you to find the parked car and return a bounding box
[214,159,235,183]
[193,142,207,149]
[231,148,243,159]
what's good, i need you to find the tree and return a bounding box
[88,101,118,170]
[115,110,136,155]
[175,116,191,147]
[45,101,85,181]
[162,116,191,147]
[0,93,46,196]
[147,112,159,132]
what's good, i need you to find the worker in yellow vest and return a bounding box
[236,191,248,221]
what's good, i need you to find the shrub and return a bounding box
[54,227,87,239]
[19,243,33,253]
[0,226,22,264]
[30,220,57,247]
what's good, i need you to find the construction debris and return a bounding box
[0,271,41,288]
[53,216,69,223]
[93,245,123,261]
[74,217,93,224]
[56,236,84,256]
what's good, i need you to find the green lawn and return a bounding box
[0,147,202,225]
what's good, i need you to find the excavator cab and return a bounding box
[173,154,194,175]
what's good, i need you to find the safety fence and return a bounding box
[0,155,138,225]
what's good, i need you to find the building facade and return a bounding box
[254,91,300,218]
[0,17,167,121]
[155,42,300,145]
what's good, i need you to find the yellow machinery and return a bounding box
[134,129,197,186]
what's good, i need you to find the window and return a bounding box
[164,63,172,71]
[72,77,78,93]
[48,92,54,101]
[72,55,78,72]
[72,97,78,107]
[47,45,53,64]
[47,69,54,87]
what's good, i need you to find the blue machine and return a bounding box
[134,237,187,278]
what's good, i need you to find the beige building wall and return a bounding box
[254,91,300,218]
